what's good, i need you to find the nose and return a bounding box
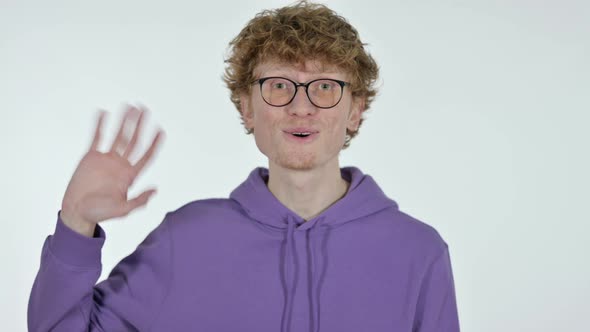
[286,86,317,116]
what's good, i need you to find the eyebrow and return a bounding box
[258,68,344,81]
[259,62,341,75]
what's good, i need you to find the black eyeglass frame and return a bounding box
[252,76,350,109]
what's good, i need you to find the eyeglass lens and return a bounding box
[261,78,342,108]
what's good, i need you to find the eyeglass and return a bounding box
[252,76,350,109]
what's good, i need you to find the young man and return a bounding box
[28,2,460,331]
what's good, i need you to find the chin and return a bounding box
[273,151,318,171]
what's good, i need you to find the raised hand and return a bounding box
[60,104,165,237]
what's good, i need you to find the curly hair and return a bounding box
[223,0,379,149]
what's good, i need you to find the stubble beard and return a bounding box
[273,147,317,171]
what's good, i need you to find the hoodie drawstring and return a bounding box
[309,219,327,332]
[281,215,298,332]
[281,215,328,332]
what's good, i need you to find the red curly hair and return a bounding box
[223,0,379,149]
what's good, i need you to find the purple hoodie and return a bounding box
[28,166,460,331]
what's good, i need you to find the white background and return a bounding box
[1,0,589,331]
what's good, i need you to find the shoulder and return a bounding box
[160,198,245,233]
[378,207,449,257]
[170,198,239,216]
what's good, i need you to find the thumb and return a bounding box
[119,189,157,216]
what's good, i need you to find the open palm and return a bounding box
[60,105,164,236]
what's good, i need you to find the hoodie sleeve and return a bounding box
[27,210,173,332]
[413,244,461,332]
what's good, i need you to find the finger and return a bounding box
[109,105,137,155]
[117,189,157,217]
[133,129,164,174]
[122,107,145,160]
[89,110,106,152]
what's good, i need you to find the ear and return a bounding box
[240,93,254,130]
[347,97,365,132]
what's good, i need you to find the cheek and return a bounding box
[330,110,351,134]
[252,107,280,137]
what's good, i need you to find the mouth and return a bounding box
[283,131,319,143]
[292,132,312,137]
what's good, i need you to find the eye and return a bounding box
[315,80,339,91]
[267,78,290,90]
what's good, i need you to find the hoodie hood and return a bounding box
[229,166,399,332]
[229,166,398,230]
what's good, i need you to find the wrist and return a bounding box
[59,210,96,238]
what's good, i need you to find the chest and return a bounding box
[153,230,420,331]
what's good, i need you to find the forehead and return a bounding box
[254,60,345,77]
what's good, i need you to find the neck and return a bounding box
[266,160,350,221]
